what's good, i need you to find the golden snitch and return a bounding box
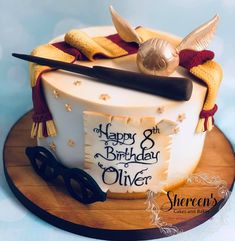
[110,6,219,76]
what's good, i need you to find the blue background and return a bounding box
[0,0,234,240]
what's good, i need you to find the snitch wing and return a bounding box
[177,15,219,52]
[109,5,142,44]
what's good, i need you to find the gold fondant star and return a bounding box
[49,142,56,152]
[99,94,111,101]
[173,127,180,134]
[53,89,59,99]
[177,113,186,122]
[65,104,72,112]
[68,139,75,147]
[73,80,81,86]
[156,106,165,114]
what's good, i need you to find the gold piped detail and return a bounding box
[156,106,165,114]
[49,142,56,152]
[173,127,180,134]
[65,104,72,112]
[53,89,59,99]
[177,113,186,122]
[73,80,81,86]
[68,139,75,147]
[99,94,111,101]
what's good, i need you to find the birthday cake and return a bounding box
[27,7,223,201]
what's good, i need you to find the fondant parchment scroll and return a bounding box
[84,111,178,193]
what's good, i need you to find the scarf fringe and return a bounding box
[196,116,214,133]
[31,120,57,139]
[196,105,218,133]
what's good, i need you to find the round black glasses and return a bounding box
[25,146,106,204]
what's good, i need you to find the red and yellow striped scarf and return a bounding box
[30,27,222,138]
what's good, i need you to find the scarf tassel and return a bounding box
[196,104,218,133]
[31,82,57,139]
[31,119,57,139]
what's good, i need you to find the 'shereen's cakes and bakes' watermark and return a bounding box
[145,172,231,236]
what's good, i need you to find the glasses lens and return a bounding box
[26,147,57,181]
[65,175,97,204]
[42,164,56,181]
[65,177,83,200]
[33,157,46,173]
[64,169,107,204]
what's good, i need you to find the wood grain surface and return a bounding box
[3,111,235,240]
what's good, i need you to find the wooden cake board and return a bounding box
[3,111,235,241]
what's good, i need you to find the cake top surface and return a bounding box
[42,26,206,108]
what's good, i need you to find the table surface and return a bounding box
[0,0,234,240]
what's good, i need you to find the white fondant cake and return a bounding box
[38,26,207,196]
